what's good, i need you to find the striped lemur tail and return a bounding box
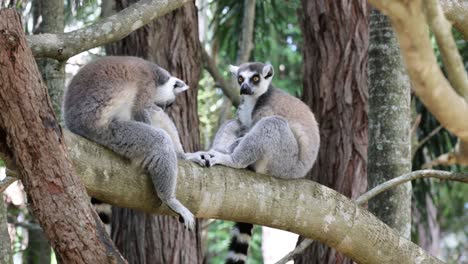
[225,222,254,264]
[91,198,112,234]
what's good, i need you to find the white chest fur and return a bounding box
[237,96,256,129]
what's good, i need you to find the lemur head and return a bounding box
[229,62,274,97]
[153,65,189,108]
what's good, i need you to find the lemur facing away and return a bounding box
[188,62,320,264]
[63,56,195,230]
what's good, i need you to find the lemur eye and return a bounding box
[238,76,244,84]
[252,76,260,83]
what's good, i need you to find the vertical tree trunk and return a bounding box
[0,198,12,264]
[0,9,126,264]
[296,1,368,264]
[32,0,65,118]
[106,1,203,263]
[368,8,412,238]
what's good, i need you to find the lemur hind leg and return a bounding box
[206,116,299,178]
[101,120,195,230]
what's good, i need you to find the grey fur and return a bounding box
[63,56,195,230]
[188,62,320,179]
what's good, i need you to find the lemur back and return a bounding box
[64,56,195,231]
[249,87,319,177]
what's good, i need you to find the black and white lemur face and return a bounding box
[155,76,189,108]
[229,62,274,97]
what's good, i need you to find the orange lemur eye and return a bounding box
[238,76,244,84]
[252,76,260,83]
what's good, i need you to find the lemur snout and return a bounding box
[240,83,253,95]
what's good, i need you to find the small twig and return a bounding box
[412,125,443,155]
[410,114,422,136]
[275,238,314,264]
[355,170,467,204]
[276,169,468,264]
[0,176,17,193]
[425,0,468,101]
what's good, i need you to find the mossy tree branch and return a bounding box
[27,0,190,60]
[61,131,444,264]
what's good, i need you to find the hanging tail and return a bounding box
[225,222,254,264]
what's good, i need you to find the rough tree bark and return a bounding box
[23,1,65,263]
[296,1,369,263]
[0,9,126,264]
[105,1,203,263]
[368,9,412,238]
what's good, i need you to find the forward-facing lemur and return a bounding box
[63,56,195,230]
[188,62,320,263]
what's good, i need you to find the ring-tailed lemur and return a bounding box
[188,62,320,263]
[63,56,196,231]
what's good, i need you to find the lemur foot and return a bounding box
[165,198,195,231]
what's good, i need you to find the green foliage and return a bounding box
[205,220,263,264]
[198,70,230,149]
[210,0,303,95]
[412,28,468,262]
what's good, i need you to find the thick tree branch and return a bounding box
[368,0,468,165]
[425,0,468,101]
[276,169,468,264]
[60,131,443,264]
[27,0,190,60]
[440,0,468,40]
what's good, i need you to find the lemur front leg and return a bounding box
[186,119,242,166]
[103,119,195,230]
[205,116,292,169]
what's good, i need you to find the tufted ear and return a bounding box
[262,64,274,79]
[228,65,239,75]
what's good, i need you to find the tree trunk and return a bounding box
[0,197,12,264]
[0,9,126,264]
[106,1,203,263]
[368,8,412,238]
[296,1,368,263]
[32,0,65,118]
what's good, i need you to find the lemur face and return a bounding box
[155,77,189,108]
[229,63,274,97]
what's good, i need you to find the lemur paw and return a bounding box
[178,206,195,231]
[165,198,195,231]
[205,152,227,167]
[185,151,214,167]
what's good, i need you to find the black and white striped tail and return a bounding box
[225,222,254,264]
[91,197,112,234]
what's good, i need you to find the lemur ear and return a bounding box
[229,65,239,75]
[262,64,274,79]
